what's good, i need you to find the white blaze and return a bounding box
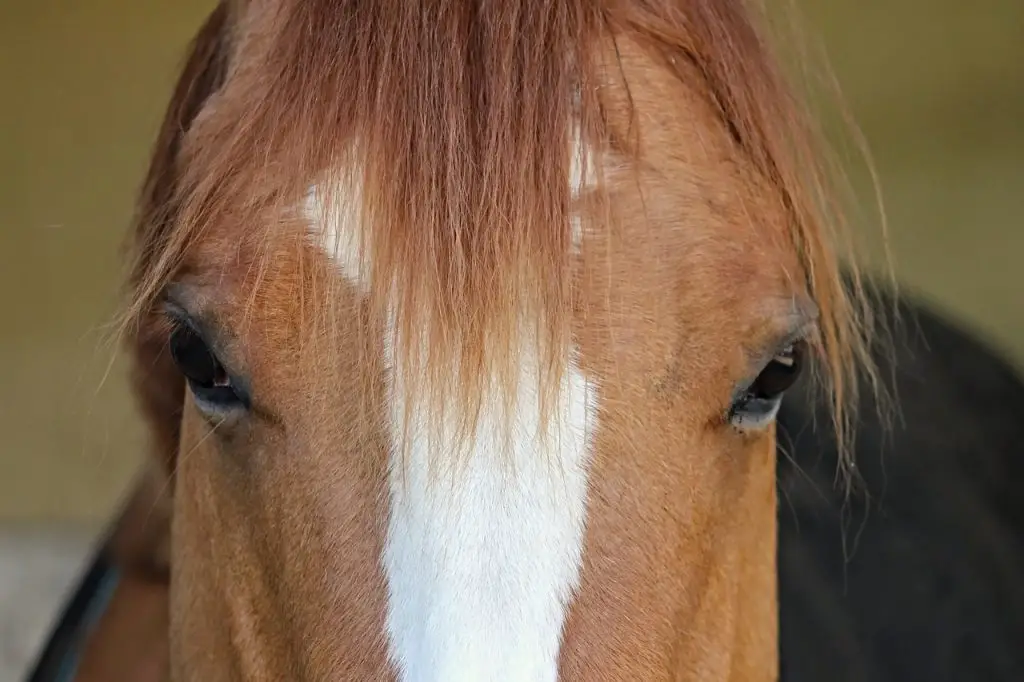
[308,131,598,682]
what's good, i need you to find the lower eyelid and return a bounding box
[189,384,247,416]
[729,397,782,430]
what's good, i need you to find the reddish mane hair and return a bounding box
[121,0,879,477]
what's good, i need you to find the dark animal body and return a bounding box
[778,290,1024,681]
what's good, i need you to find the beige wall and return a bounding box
[801,0,1024,358]
[1,0,1021,521]
[0,0,214,521]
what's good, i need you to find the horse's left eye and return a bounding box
[169,325,244,411]
[729,340,806,429]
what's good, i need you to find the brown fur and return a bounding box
[90,1,879,680]
[74,570,169,682]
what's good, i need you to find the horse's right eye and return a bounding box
[169,324,245,411]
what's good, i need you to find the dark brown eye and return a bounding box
[729,340,806,429]
[169,325,243,410]
[749,341,805,400]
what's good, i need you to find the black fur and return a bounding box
[778,291,1024,681]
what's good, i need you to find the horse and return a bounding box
[28,0,936,679]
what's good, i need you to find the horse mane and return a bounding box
[121,0,880,479]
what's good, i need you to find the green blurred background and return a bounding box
[1,0,1021,521]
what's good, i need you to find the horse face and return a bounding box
[129,3,851,680]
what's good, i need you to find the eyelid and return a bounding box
[158,296,245,386]
[159,296,229,359]
[731,321,817,405]
[160,300,199,335]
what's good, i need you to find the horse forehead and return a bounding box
[295,149,601,681]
